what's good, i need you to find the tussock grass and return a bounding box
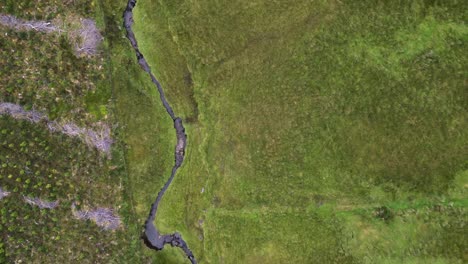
[125,0,467,263]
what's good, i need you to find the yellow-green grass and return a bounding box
[121,0,468,263]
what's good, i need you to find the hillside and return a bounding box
[1,0,467,263]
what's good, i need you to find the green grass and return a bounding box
[2,0,465,263]
[97,0,180,262]
[0,0,143,262]
[0,21,109,123]
[122,0,467,263]
[0,0,94,20]
[0,113,133,263]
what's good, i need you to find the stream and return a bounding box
[123,0,197,263]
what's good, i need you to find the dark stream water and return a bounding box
[123,0,196,263]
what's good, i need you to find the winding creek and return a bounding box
[123,0,196,263]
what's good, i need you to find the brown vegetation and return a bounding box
[71,203,122,231]
[23,196,59,209]
[0,14,58,33]
[0,186,11,200]
[0,102,112,154]
[0,13,102,57]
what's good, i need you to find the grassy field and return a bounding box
[1,0,466,263]
[126,0,467,263]
[0,0,144,262]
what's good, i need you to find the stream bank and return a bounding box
[123,0,196,263]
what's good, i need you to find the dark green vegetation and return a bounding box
[0,0,143,263]
[1,0,467,263]
[0,10,109,122]
[0,116,127,262]
[0,0,94,20]
[122,0,467,263]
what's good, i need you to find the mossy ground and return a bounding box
[1,0,466,263]
[0,0,143,262]
[125,0,467,263]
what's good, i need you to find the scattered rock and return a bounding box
[72,203,122,231]
[0,14,57,33]
[0,102,113,155]
[0,187,11,200]
[0,13,102,57]
[23,196,59,209]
